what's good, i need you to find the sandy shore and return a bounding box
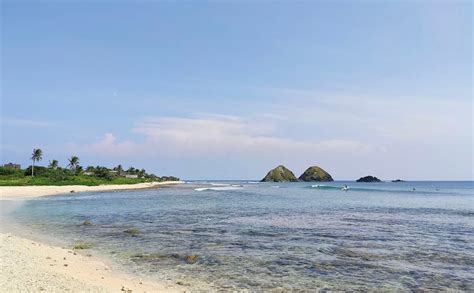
[0,181,183,200]
[0,181,189,292]
[0,233,182,292]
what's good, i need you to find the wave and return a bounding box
[311,185,341,190]
[210,183,231,186]
[194,186,243,192]
[310,185,451,195]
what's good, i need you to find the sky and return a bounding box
[1,1,472,180]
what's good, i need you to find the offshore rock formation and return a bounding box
[356,175,382,182]
[261,165,298,182]
[298,166,334,182]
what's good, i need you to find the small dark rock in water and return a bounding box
[124,228,141,236]
[81,220,93,226]
[70,190,75,193]
[392,179,405,182]
[185,254,198,264]
[73,242,91,250]
[356,176,382,182]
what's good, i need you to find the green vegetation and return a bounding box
[298,166,334,182]
[261,165,298,182]
[0,150,179,186]
[48,159,59,169]
[67,155,80,175]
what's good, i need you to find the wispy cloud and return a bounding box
[1,118,61,128]
[71,114,378,158]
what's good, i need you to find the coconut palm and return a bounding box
[113,164,124,175]
[67,156,80,174]
[48,159,59,169]
[30,148,43,177]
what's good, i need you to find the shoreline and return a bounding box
[0,181,184,200]
[0,232,183,292]
[0,181,191,292]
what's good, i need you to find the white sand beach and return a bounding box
[0,181,186,292]
[0,181,183,200]
[0,233,181,292]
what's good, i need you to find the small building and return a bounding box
[3,163,21,169]
[125,174,138,179]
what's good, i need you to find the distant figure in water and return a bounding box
[412,187,416,191]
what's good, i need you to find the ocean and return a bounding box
[6,181,474,290]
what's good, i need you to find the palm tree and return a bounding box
[116,164,123,175]
[30,148,43,177]
[67,156,80,174]
[48,159,59,169]
[127,166,136,174]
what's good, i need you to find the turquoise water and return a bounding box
[8,181,474,290]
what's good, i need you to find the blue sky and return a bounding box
[1,1,472,180]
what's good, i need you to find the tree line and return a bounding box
[27,148,161,180]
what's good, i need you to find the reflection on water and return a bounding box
[9,181,474,290]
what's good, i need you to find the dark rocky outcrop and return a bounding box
[261,165,298,182]
[298,166,333,182]
[392,179,405,182]
[356,176,382,182]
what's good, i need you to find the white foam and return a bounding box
[210,183,230,186]
[194,186,243,192]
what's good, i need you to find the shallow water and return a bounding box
[7,181,474,290]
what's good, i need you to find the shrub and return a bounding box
[24,166,48,176]
[93,166,113,180]
[0,166,22,176]
[161,176,180,181]
[47,169,69,182]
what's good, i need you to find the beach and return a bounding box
[0,181,183,200]
[0,181,185,292]
[0,233,179,292]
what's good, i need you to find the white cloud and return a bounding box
[73,115,377,158]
